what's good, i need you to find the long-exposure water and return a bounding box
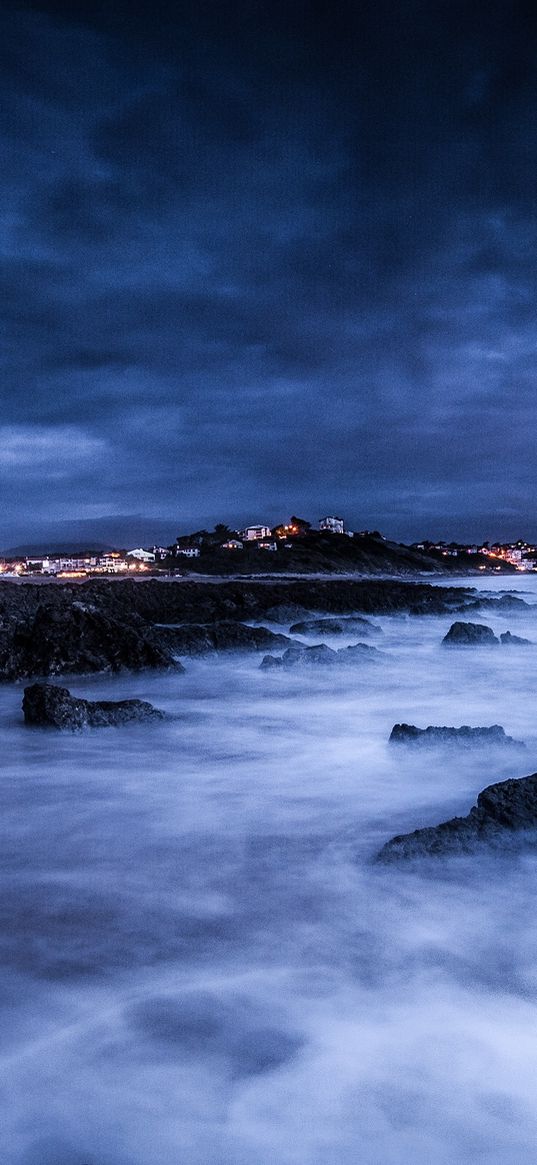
[3,575,537,1163]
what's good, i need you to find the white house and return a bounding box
[257,541,277,552]
[127,548,156,562]
[242,525,272,541]
[222,539,244,550]
[319,516,345,534]
[176,547,200,558]
[98,553,128,572]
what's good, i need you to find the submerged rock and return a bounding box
[289,616,382,637]
[260,642,380,669]
[261,644,337,669]
[377,771,537,861]
[442,621,499,646]
[338,643,380,661]
[389,723,520,747]
[23,683,166,730]
[500,631,532,646]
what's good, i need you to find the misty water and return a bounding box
[4,575,537,1163]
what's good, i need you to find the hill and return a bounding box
[172,531,515,576]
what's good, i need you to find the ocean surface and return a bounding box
[3,574,537,1163]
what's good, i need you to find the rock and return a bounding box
[377,771,537,861]
[123,578,474,627]
[289,616,382,636]
[280,644,339,667]
[261,642,380,669]
[493,594,531,610]
[260,654,284,669]
[442,621,499,646]
[263,604,314,624]
[389,723,520,746]
[1,603,178,681]
[155,621,293,656]
[500,631,532,646]
[23,683,166,730]
[0,578,498,683]
[454,594,531,614]
[338,643,380,661]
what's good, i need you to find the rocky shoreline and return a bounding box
[0,575,486,681]
[3,574,537,865]
[0,575,530,681]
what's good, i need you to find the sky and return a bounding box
[2,0,537,548]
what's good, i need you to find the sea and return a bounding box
[2,573,537,1163]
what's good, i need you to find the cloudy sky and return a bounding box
[2,0,537,547]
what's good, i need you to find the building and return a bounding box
[41,555,99,573]
[257,540,277,552]
[127,548,155,562]
[241,525,272,541]
[222,539,243,550]
[176,547,200,558]
[273,517,311,538]
[319,516,345,534]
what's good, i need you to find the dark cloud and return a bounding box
[1,0,537,546]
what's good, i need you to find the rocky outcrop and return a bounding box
[442,621,499,646]
[263,604,314,624]
[23,683,166,730]
[155,621,293,656]
[0,577,506,683]
[389,723,520,746]
[261,642,380,669]
[70,577,478,625]
[289,616,381,637]
[377,772,537,861]
[453,594,531,614]
[0,603,178,681]
[441,622,532,648]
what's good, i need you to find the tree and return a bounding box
[214,523,233,540]
[290,515,311,533]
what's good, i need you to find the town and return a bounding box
[1,515,537,578]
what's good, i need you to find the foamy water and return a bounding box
[3,575,537,1163]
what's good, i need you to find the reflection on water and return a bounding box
[2,576,537,1162]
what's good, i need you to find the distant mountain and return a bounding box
[0,516,179,556]
[2,542,115,557]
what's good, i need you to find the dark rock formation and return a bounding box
[377,772,537,861]
[23,683,166,730]
[389,723,520,747]
[500,631,532,646]
[261,642,380,669]
[454,594,531,614]
[289,616,381,637]
[261,644,337,669]
[264,604,314,624]
[442,621,499,646]
[0,577,492,683]
[155,621,293,656]
[339,643,381,662]
[0,603,178,681]
[74,577,478,625]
